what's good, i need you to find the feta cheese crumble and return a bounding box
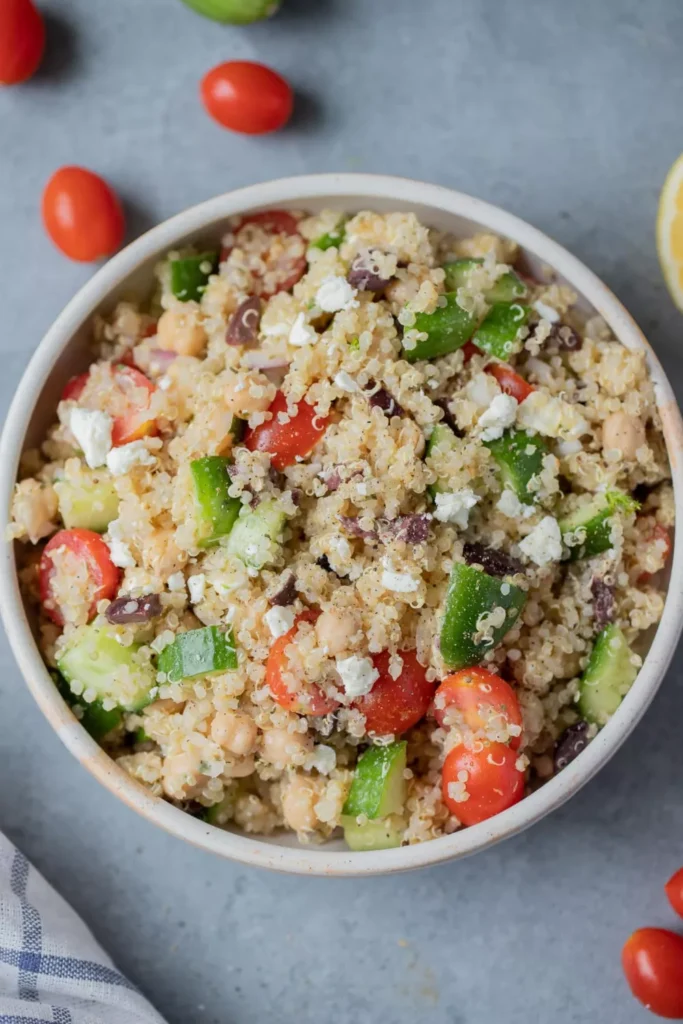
[315,275,358,313]
[381,562,421,593]
[289,312,317,347]
[106,440,157,476]
[264,605,296,639]
[305,744,337,775]
[519,516,563,566]
[476,393,518,442]
[433,488,480,528]
[188,573,206,604]
[107,537,135,569]
[69,408,113,469]
[496,489,535,519]
[333,370,359,393]
[167,571,186,592]
[517,391,588,442]
[532,300,561,323]
[336,655,379,697]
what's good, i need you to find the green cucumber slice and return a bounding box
[57,625,156,712]
[54,473,119,533]
[342,741,407,820]
[484,429,548,503]
[52,670,123,741]
[560,490,639,561]
[157,626,238,683]
[442,259,527,302]
[472,302,531,360]
[342,816,403,851]
[311,217,347,251]
[180,0,279,23]
[203,791,236,827]
[425,422,459,496]
[402,293,476,362]
[170,251,219,303]
[226,499,286,569]
[191,456,242,547]
[578,624,638,726]
[440,561,527,670]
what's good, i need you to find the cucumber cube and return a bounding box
[578,625,638,726]
[343,741,407,820]
[157,626,238,683]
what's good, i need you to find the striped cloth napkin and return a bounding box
[0,833,165,1024]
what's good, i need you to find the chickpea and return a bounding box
[210,710,258,757]
[156,307,207,357]
[161,751,209,801]
[315,609,360,656]
[602,411,646,460]
[281,774,318,832]
[261,727,312,767]
[224,372,275,416]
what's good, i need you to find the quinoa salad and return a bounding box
[9,208,674,850]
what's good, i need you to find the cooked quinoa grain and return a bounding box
[10,209,673,850]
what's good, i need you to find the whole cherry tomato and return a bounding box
[442,742,525,826]
[353,650,434,736]
[42,167,125,262]
[266,611,339,716]
[0,0,45,85]
[665,867,683,920]
[39,529,120,626]
[433,667,523,749]
[200,60,293,135]
[485,362,534,403]
[244,390,329,471]
[622,928,683,1019]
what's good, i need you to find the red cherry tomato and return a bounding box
[244,390,329,471]
[220,210,306,297]
[0,0,45,85]
[433,667,523,750]
[462,341,481,363]
[266,611,339,716]
[485,362,534,403]
[110,365,156,446]
[61,372,90,403]
[639,524,673,584]
[665,868,683,919]
[622,928,683,1019]
[201,61,293,135]
[39,529,120,627]
[353,650,434,736]
[442,742,525,826]
[42,167,125,262]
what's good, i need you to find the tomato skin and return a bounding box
[0,0,45,85]
[433,667,523,750]
[622,928,683,1019]
[639,524,673,584]
[462,341,481,363]
[442,742,525,826]
[201,61,293,135]
[485,362,534,403]
[110,365,156,446]
[353,650,434,736]
[244,390,329,471]
[42,167,125,262]
[266,611,339,716]
[220,210,306,296]
[665,868,683,919]
[61,372,90,403]
[39,529,120,626]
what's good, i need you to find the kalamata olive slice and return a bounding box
[462,542,524,578]
[347,250,391,292]
[105,594,162,624]
[591,577,615,630]
[270,572,297,607]
[379,514,432,544]
[554,721,589,772]
[554,324,582,351]
[226,296,261,345]
[366,382,403,417]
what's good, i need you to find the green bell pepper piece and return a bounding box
[191,456,242,547]
[170,251,219,302]
[440,561,527,670]
[484,429,548,504]
[472,302,531,359]
[559,490,639,561]
[157,626,238,682]
[402,293,476,362]
[442,258,527,302]
[311,217,347,251]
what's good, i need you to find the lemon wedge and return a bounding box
[657,153,683,311]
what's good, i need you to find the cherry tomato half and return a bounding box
[201,60,293,135]
[462,341,481,363]
[61,372,90,403]
[638,523,673,584]
[266,610,339,716]
[0,0,45,85]
[110,365,156,446]
[42,167,125,262]
[442,742,525,826]
[433,667,523,750]
[665,868,683,920]
[244,390,329,471]
[353,650,434,736]
[220,210,306,297]
[39,529,120,627]
[485,362,534,403]
[622,928,683,1019]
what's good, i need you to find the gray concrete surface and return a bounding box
[2,1,683,1021]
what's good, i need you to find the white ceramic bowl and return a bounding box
[2,174,682,876]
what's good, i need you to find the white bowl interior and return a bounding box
[4,175,683,874]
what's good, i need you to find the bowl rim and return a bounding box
[2,172,682,877]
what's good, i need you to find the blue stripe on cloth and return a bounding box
[0,948,134,992]
[9,852,41,1003]
[0,1017,52,1023]
[52,1008,73,1024]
